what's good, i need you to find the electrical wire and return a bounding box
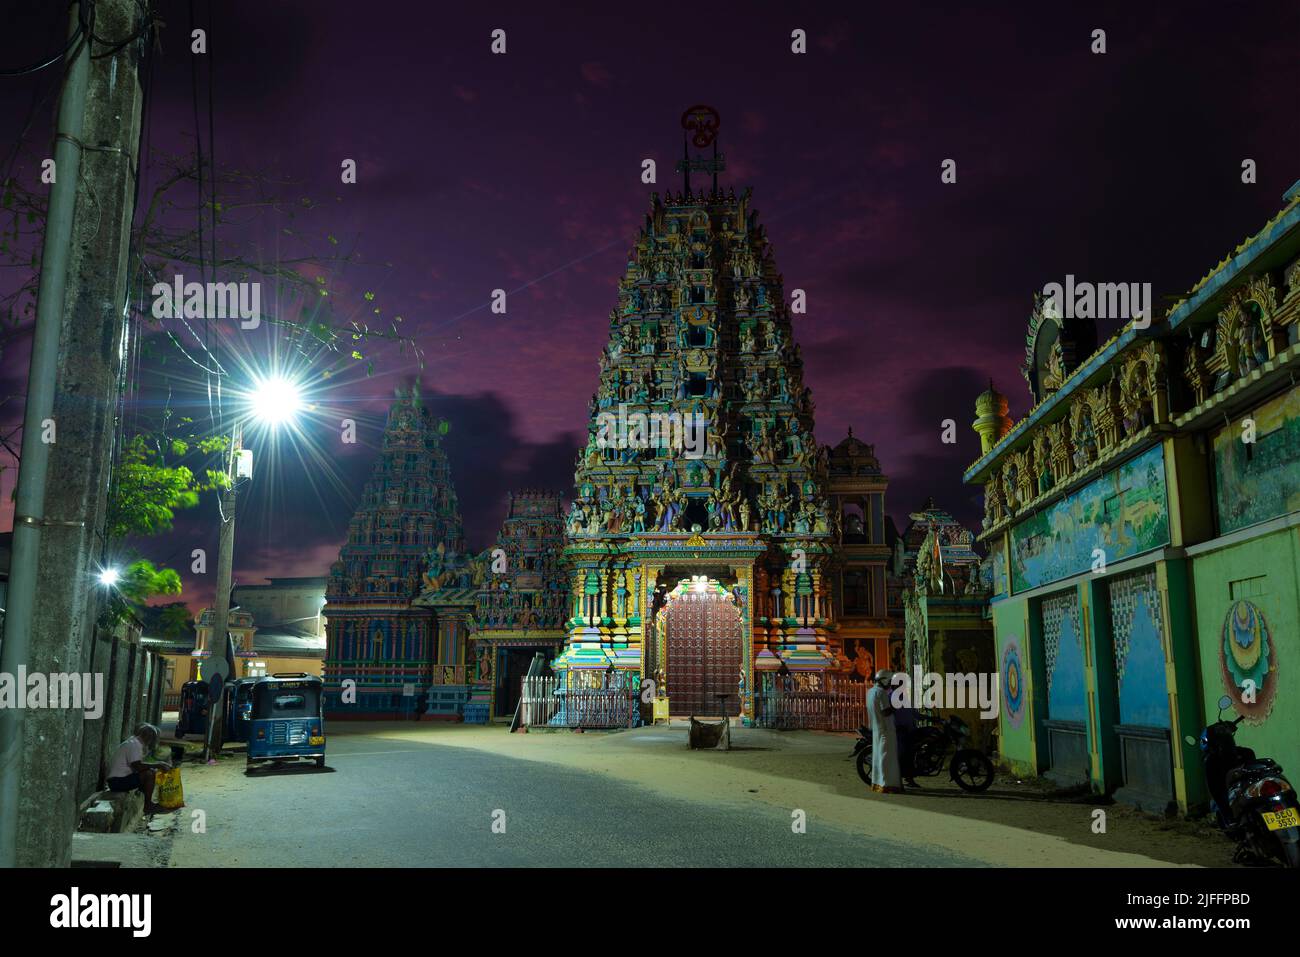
[207,0,217,277]
[104,0,155,555]
[206,0,221,426]
[187,0,215,436]
[0,0,150,76]
[87,0,153,60]
[0,9,84,77]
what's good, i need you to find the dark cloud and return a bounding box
[883,365,990,534]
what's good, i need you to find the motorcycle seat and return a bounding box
[1227,760,1283,786]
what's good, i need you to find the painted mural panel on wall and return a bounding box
[989,537,1007,598]
[1001,637,1025,729]
[993,601,1036,768]
[1213,388,1300,534]
[841,638,876,682]
[1108,568,1170,728]
[1220,599,1279,721]
[1042,589,1086,724]
[1011,444,1169,593]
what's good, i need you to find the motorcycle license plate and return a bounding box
[1262,807,1299,831]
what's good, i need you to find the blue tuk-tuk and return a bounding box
[175,680,210,738]
[246,673,326,769]
[225,677,258,744]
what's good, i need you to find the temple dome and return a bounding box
[972,381,1013,454]
[827,427,881,476]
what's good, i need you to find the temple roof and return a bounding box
[412,586,480,607]
[826,428,882,476]
[965,182,1300,484]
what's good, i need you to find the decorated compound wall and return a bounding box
[1009,444,1169,593]
[1107,568,1171,729]
[1190,522,1300,793]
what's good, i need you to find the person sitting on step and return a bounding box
[106,723,171,813]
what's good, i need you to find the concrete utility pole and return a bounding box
[0,0,149,867]
[202,421,241,762]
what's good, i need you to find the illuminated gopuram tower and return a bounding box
[557,107,837,720]
[323,384,466,716]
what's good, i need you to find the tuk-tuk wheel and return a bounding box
[315,756,325,768]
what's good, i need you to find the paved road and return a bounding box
[168,728,983,867]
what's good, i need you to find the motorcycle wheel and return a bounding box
[856,747,873,786]
[951,749,994,792]
[913,744,944,776]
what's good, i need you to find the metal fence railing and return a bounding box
[752,674,867,731]
[520,674,560,727]
[519,674,639,729]
[522,671,869,732]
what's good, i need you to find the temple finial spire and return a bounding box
[676,105,724,196]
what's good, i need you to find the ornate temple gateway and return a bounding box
[555,108,841,718]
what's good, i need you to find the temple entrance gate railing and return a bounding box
[752,673,867,730]
[519,672,639,729]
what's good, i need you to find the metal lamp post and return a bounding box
[200,376,302,762]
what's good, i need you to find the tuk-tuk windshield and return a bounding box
[252,681,321,719]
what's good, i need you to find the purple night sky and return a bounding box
[2,1,1298,612]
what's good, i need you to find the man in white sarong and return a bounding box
[867,669,902,793]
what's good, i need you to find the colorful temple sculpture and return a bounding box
[899,499,995,750]
[966,182,1300,814]
[323,384,467,716]
[469,491,568,719]
[555,111,844,720]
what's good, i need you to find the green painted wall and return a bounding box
[1190,524,1300,790]
[992,597,1037,775]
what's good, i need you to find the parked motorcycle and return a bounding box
[852,712,994,792]
[1187,694,1300,868]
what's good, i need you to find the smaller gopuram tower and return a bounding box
[824,430,899,681]
[323,383,465,716]
[470,490,568,718]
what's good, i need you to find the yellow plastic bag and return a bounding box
[155,767,184,810]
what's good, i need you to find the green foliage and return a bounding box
[102,560,182,629]
[118,559,183,604]
[151,602,195,639]
[106,434,228,540]
[101,431,229,627]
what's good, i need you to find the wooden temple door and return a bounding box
[664,591,742,717]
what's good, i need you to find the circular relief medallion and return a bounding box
[1002,639,1025,729]
[1220,599,1277,720]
